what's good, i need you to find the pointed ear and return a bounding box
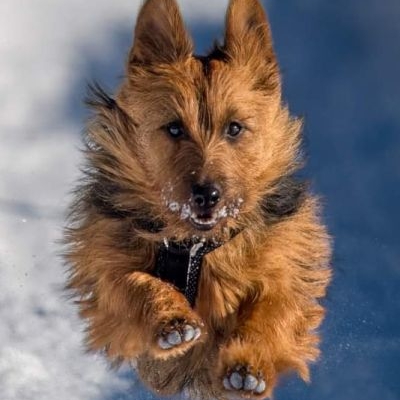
[224,0,276,64]
[129,0,193,66]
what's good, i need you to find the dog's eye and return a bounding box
[226,122,243,138]
[165,121,186,139]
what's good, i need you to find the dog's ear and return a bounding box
[224,0,276,65]
[129,0,193,66]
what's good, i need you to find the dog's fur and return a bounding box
[64,0,332,398]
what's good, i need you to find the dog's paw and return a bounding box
[222,365,266,398]
[152,318,203,358]
[158,319,202,350]
[216,337,276,398]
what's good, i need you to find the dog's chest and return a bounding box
[195,259,249,327]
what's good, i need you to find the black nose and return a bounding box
[192,183,221,210]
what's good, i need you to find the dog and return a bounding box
[64,0,332,398]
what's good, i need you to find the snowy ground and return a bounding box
[0,1,399,400]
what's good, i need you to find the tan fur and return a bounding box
[64,0,332,398]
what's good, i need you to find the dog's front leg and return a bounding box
[83,271,205,362]
[215,293,323,399]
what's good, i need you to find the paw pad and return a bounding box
[158,319,201,350]
[223,365,266,395]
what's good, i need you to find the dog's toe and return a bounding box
[229,371,244,390]
[254,379,266,394]
[223,365,267,396]
[244,374,258,391]
[158,319,201,351]
[158,337,173,350]
[167,330,182,346]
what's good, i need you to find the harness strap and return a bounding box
[154,230,242,307]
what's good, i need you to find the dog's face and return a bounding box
[92,0,301,239]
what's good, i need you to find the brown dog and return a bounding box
[64,0,332,398]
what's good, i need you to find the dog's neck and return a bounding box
[91,175,306,306]
[148,174,305,306]
[153,229,242,307]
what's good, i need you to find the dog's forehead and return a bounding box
[192,55,241,91]
[190,56,267,132]
[121,54,267,137]
[190,57,240,130]
[151,56,266,140]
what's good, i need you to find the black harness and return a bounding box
[154,230,242,307]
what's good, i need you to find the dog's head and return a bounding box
[86,0,303,240]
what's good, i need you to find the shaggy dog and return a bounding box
[64,0,332,398]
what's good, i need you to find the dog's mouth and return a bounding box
[188,203,241,231]
[162,187,244,232]
[189,212,220,231]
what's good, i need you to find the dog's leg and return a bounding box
[81,271,205,361]
[215,294,324,399]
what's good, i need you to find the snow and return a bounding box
[1,0,400,399]
[180,204,192,221]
